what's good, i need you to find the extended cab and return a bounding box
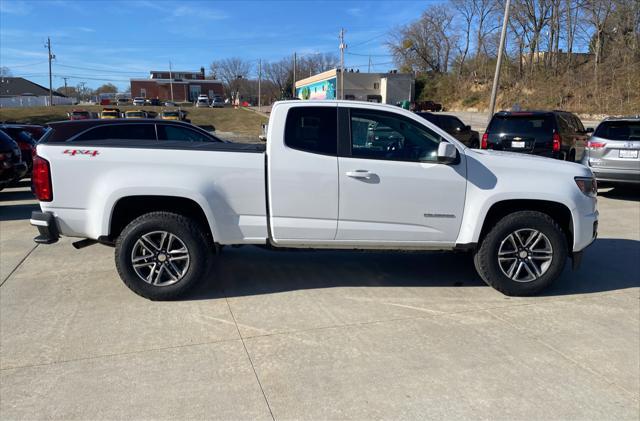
[30,101,598,300]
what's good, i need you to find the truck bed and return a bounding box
[37,141,268,244]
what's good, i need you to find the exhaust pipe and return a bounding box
[72,239,98,249]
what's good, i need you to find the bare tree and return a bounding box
[264,57,292,97]
[388,4,457,73]
[209,57,252,98]
[0,66,11,77]
[452,0,476,76]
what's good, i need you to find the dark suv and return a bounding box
[416,112,480,148]
[482,111,590,161]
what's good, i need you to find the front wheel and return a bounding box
[115,212,210,300]
[474,211,568,296]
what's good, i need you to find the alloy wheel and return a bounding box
[497,229,553,282]
[131,231,190,286]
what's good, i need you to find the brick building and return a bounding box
[130,67,224,102]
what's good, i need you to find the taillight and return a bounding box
[587,140,606,150]
[481,133,488,149]
[32,155,52,201]
[552,133,561,152]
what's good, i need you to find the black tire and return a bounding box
[473,210,567,296]
[115,212,210,300]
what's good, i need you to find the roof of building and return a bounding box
[0,77,67,98]
[130,78,223,84]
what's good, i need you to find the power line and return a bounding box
[2,60,48,68]
[346,52,393,57]
[349,32,388,48]
[55,63,148,74]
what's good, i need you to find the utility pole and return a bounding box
[292,52,297,98]
[63,77,68,98]
[169,61,174,102]
[339,28,346,100]
[258,58,262,112]
[78,82,86,103]
[45,37,55,106]
[368,55,371,73]
[488,0,511,122]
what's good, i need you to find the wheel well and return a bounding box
[109,196,212,241]
[480,200,573,249]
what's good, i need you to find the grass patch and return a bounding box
[0,105,267,137]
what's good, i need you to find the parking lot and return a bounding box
[1,181,638,419]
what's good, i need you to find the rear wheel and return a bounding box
[115,212,209,300]
[474,211,567,296]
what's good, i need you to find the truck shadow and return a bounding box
[186,238,639,300]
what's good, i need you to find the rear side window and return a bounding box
[157,125,218,142]
[594,121,640,141]
[416,113,439,125]
[74,124,156,141]
[487,115,553,135]
[284,106,337,155]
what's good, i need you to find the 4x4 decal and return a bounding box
[63,149,99,157]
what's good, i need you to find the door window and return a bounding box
[350,109,443,162]
[284,106,337,155]
[157,125,218,142]
[74,124,156,141]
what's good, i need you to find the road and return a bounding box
[1,181,638,420]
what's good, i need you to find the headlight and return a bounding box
[575,176,597,197]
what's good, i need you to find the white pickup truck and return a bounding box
[30,101,598,300]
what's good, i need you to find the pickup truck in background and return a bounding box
[30,101,598,300]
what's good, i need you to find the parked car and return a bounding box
[210,96,225,108]
[581,116,640,186]
[482,110,589,161]
[132,97,146,106]
[0,125,39,173]
[160,109,188,121]
[100,108,121,119]
[416,112,480,148]
[146,98,160,106]
[117,98,130,106]
[69,109,92,121]
[124,110,147,119]
[164,101,177,107]
[196,97,209,108]
[415,100,443,112]
[0,129,27,190]
[30,101,598,300]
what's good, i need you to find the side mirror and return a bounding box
[585,127,594,133]
[437,142,458,164]
[464,125,471,131]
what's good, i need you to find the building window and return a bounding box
[345,94,356,100]
[140,88,146,98]
[373,82,380,90]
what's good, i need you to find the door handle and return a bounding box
[345,170,373,179]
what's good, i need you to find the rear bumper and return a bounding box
[590,168,640,184]
[30,211,59,244]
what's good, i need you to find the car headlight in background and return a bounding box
[575,176,597,197]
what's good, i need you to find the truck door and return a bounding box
[336,107,467,244]
[267,104,339,243]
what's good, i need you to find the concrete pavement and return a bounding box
[1,183,638,420]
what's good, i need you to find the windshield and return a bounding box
[127,112,144,117]
[163,112,179,117]
[72,111,89,116]
[594,121,640,141]
[488,115,553,135]
[102,111,118,116]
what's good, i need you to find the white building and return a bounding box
[294,69,414,105]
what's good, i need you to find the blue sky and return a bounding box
[0,0,431,90]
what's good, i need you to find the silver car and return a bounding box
[582,116,640,185]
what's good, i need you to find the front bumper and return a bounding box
[30,211,59,244]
